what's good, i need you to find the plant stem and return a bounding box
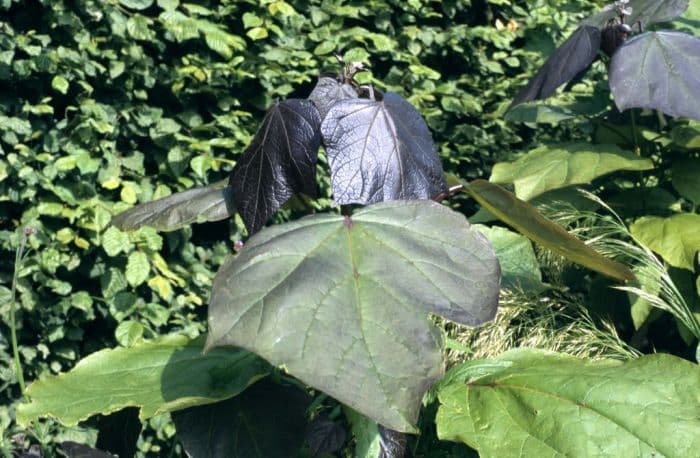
[432,184,465,203]
[10,228,31,394]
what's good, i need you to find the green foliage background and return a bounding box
[5,0,699,455]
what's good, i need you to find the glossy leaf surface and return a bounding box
[490,143,653,201]
[172,380,310,458]
[510,26,600,107]
[206,200,500,432]
[464,180,635,281]
[436,349,700,458]
[111,181,235,232]
[630,213,700,270]
[230,99,321,234]
[321,92,447,205]
[17,335,269,426]
[308,76,358,119]
[609,32,700,121]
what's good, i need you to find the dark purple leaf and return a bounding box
[321,92,447,205]
[229,99,322,234]
[510,26,601,108]
[583,0,689,29]
[308,76,358,119]
[304,416,347,456]
[609,31,700,121]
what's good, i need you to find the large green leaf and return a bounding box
[474,225,545,293]
[17,335,269,427]
[172,380,310,458]
[205,200,501,433]
[436,349,700,458]
[490,143,653,201]
[630,214,700,270]
[464,180,635,282]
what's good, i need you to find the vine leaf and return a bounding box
[436,348,700,458]
[609,31,700,121]
[111,180,235,232]
[205,200,500,432]
[510,26,601,108]
[230,99,322,234]
[308,76,358,119]
[320,92,447,205]
[464,179,635,282]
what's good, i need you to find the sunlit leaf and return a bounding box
[321,92,447,205]
[229,99,321,234]
[308,76,358,119]
[464,180,635,281]
[17,335,269,427]
[206,200,500,432]
[436,348,700,458]
[630,214,700,270]
[490,143,653,201]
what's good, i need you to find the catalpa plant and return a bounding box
[110,59,633,432]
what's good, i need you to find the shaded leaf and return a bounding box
[509,26,601,108]
[60,442,114,458]
[111,181,235,232]
[504,103,578,124]
[345,408,382,458]
[464,180,635,281]
[321,92,447,205]
[474,225,545,293]
[172,379,310,458]
[95,408,141,458]
[671,158,700,203]
[609,31,700,121]
[17,335,270,426]
[436,349,700,458]
[305,416,346,456]
[206,200,500,432]
[490,143,653,201]
[630,213,700,270]
[229,99,321,234]
[308,76,358,119]
[584,0,689,28]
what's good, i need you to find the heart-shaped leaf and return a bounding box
[436,349,700,458]
[609,31,700,121]
[584,0,689,28]
[206,200,500,432]
[320,92,447,205]
[464,180,635,281]
[111,181,235,232]
[230,99,322,234]
[308,76,358,119]
[490,143,653,201]
[17,335,270,427]
[630,213,700,270]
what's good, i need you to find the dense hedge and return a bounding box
[0,0,602,454]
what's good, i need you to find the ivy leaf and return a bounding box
[609,32,700,121]
[16,335,270,427]
[321,92,447,205]
[630,213,700,270]
[229,99,321,234]
[173,380,310,458]
[308,76,358,119]
[206,200,500,432]
[490,143,653,201]
[111,181,235,232]
[464,180,635,282]
[436,349,700,458]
